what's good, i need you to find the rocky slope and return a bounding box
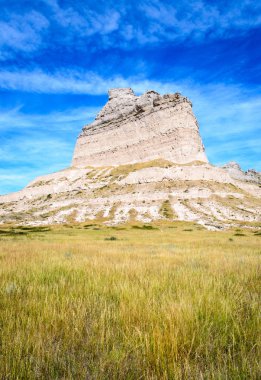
[0,88,260,229]
[222,161,261,183]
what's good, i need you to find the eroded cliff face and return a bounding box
[72,88,208,167]
[0,160,260,230]
[0,88,260,229]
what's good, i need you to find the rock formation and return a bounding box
[72,88,208,167]
[223,161,261,183]
[0,88,260,229]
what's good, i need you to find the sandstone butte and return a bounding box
[0,88,260,230]
[72,88,208,167]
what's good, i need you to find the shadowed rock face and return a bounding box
[72,88,208,167]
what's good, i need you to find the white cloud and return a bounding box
[0,11,49,55]
[41,0,121,37]
[0,0,260,58]
[0,104,101,194]
[0,68,203,94]
[0,69,128,94]
[0,105,99,131]
[140,0,261,41]
[0,133,77,195]
[0,68,260,139]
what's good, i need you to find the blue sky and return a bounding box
[0,0,260,194]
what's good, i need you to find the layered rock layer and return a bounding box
[72,88,208,167]
[0,88,260,229]
[0,160,260,229]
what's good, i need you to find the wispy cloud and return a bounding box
[140,0,261,42]
[0,105,99,194]
[0,105,99,131]
[0,135,73,195]
[0,11,49,58]
[0,70,260,144]
[0,69,116,94]
[42,0,121,36]
[43,0,261,45]
[0,171,31,195]
[0,68,146,94]
[0,0,260,59]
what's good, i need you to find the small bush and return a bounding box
[0,229,27,236]
[132,225,158,230]
[84,224,97,229]
[18,226,50,233]
[105,236,117,241]
[142,225,158,230]
[234,233,246,236]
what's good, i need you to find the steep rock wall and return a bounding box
[72,88,208,167]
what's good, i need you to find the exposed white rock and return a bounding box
[72,88,208,167]
[0,88,260,229]
[223,161,261,183]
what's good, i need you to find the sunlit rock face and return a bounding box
[223,161,261,183]
[72,88,208,167]
[0,88,260,229]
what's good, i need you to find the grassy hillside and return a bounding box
[0,222,260,379]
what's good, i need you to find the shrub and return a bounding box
[132,225,158,230]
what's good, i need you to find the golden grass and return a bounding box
[109,159,208,179]
[159,200,176,219]
[0,222,260,379]
[109,159,174,178]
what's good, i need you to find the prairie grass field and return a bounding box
[0,222,260,379]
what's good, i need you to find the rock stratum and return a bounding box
[0,88,260,229]
[73,88,208,167]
